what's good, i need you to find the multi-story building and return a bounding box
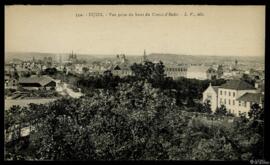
[164,65,187,80]
[111,64,133,77]
[203,79,263,117]
[202,83,219,112]
[187,65,209,80]
[217,79,257,116]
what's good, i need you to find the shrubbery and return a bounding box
[4,61,264,160]
[4,81,264,160]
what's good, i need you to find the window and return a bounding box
[228,99,231,105]
[220,90,222,95]
[233,92,235,97]
[229,92,231,96]
[233,100,235,105]
[239,101,241,106]
[224,99,226,104]
[244,101,247,107]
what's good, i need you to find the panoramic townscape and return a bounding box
[4,5,265,161]
[4,50,265,160]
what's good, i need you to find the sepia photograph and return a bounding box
[4,5,266,161]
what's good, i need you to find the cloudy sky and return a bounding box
[5,5,265,57]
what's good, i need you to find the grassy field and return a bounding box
[5,98,58,110]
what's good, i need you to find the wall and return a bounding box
[218,88,257,116]
[203,86,218,113]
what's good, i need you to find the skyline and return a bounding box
[5,5,265,57]
[5,50,266,58]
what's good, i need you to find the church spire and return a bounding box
[142,49,147,63]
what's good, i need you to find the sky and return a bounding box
[5,5,265,57]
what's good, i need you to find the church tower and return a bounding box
[141,49,148,63]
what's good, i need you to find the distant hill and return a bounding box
[5,52,102,63]
[5,52,264,66]
[5,52,56,62]
[147,53,264,65]
[4,52,142,64]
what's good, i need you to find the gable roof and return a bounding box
[237,93,264,104]
[220,79,256,90]
[113,64,130,70]
[114,65,121,70]
[212,86,219,94]
[19,75,54,86]
[204,85,219,94]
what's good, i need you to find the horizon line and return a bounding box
[5,51,264,58]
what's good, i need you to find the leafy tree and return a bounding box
[151,61,166,88]
[192,100,211,114]
[215,105,227,116]
[130,61,155,80]
[248,103,263,120]
[5,62,264,160]
[43,67,57,75]
[12,68,20,80]
[130,63,145,80]
[7,82,181,160]
[202,100,212,114]
[241,74,255,86]
[82,67,89,73]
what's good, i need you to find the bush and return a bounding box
[5,89,16,96]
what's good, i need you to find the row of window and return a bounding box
[165,68,187,72]
[220,90,235,97]
[166,72,187,76]
[220,98,235,106]
[220,99,247,107]
[227,109,242,116]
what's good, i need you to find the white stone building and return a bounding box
[187,66,209,80]
[202,83,219,112]
[164,65,187,80]
[203,79,263,117]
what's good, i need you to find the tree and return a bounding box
[82,67,89,73]
[8,81,181,160]
[12,68,20,80]
[214,105,227,116]
[241,74,255,86]
[202,100,212,114]
[192,100,211,114]
[43,68,57,75]
[151,61,166,88]
[130,63,145,79]
[248,103,263,120]
[5,74,264,160]
[130,61,155,80]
